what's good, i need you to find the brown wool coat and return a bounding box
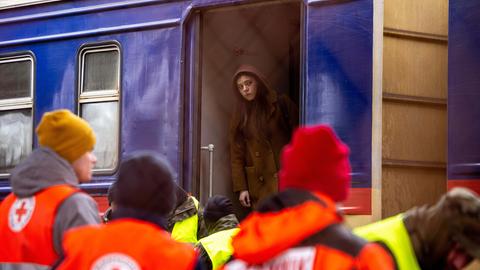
[229,65,298,208]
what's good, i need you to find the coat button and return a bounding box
[259,176,264,182]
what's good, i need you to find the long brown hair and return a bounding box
[232,72,271,143]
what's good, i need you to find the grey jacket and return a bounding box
[1,147,100,270]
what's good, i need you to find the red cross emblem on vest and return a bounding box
[15,201,28,222]
[8,197,36,232]
[91,253,140,270]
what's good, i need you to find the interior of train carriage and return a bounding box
[191,1,301,219]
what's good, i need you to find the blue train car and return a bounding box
[448,1,480,194]
[0,0,374,215]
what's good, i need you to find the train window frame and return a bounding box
[77,42,121,175]
[0,1,62,11]
[0,52,35,178]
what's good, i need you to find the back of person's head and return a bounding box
[279,124,351,202]
[203,195,234,224]
[114,151,176,216]
[36,109,96,163]
[439,188,480,261]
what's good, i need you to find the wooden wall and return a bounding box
[381,0,448,217]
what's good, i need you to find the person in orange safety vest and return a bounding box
[0,109,100,270]
[54,151,201,270]
[223,125,396,270]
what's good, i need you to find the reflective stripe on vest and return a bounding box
[353,213,421,270]
[57,219,197,270]
[199,228,240,270]
[224,247,317,270]
[172,196,200,243]
[0,185,77,266]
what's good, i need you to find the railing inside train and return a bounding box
[201,144,215,198]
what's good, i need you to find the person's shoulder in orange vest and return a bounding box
[223,125,396,270]
[58,219,197,270]
[54,151,201,270]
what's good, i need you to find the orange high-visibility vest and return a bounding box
[57,219,197,270]
[224,192,396,270]
[0,185,77,266]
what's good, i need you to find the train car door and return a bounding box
[186,1,301,218]
[184,0,374,218]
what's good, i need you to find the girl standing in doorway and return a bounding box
[229,65,298,209]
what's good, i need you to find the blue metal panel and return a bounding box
[0,1,184,47]
[0,1,185,195]
[448,1,480,180]
[191,0,243,8]
[119,28,183,173]
[0,0,181,20]
[304,0,373,188]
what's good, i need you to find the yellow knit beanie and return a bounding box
[36,109,96,163]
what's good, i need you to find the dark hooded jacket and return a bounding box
[229,65,298,208]
[1,147,100,270]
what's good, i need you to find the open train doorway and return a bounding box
[192,1,302,219]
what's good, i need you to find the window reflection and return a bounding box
[0,60,32,100]
[0,54,34,176]
[81,102,119,170]
[0,110,32,173]
[83,51,119,92]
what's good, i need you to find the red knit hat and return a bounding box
[279,125,351,202]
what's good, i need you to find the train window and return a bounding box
[0,55,34,176]
[83,50,119,92]
[78,44,120,172]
